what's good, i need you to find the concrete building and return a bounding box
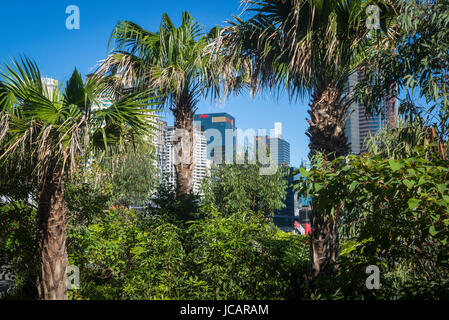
[256,122,291,166]
[192,122,210,194]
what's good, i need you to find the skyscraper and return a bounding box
[256,123,290,166]
[193,113,236,163]
[345,71,398,154]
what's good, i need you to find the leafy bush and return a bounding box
[101,143,159,207]
[201,163,288,217]
[68,206,309,300]
[68,209,188,300]
[65,177,111,227]
[186,208,309,299]
[0,202,39,299]
[146,178,202,224]
[298,148,449,299]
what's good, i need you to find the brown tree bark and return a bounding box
[307,86,350,160]
[306,85,350,294]
[37,168,68,300]
[171,92,195,195]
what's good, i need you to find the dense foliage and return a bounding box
[201,163,288,217]
[0,202,39,299]
[356,0,449,137]
[3,0,449,301]
[146,178,202,223]
[297,148,449,299]
[67,207,309,300]
[100,143,159,207]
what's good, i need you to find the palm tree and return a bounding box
[216,0,397,288]
[0,57,159,300]
[96,12,222,195]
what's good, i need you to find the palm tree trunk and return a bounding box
[306,85,349,293]
[307,86,349,160]
[171,95,195,195]
[37,168,68,300]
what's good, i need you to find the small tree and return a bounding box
[101,142,159,208]
[0,58,159,299]
[201,163,288,217]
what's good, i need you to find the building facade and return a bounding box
[345,71,398,154]
[193,113,236,163]
[255,123,291,166]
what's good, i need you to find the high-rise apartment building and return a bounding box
[192,122,210,194]
[345,71,398,154]
[270,137,291,166]
[154,119,176,186]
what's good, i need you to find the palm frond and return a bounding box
[214,0,400,99]
[96,11,224,109]
[0,58,161,185]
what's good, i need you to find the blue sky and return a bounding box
[0,0,311,167]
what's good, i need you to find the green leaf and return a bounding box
[299,167,309,178]
[315,183,324,192]
[418,177,427,186]
[437,184,447,194]
[408,198,420,210]
[349,181,358,192]
[429,225,440,236]
[403,179,415,189]
[388,159,403,172]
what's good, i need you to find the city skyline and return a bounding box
[0,1,310,168]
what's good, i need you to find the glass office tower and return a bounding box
[194,113,236,163]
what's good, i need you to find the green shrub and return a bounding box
[201,163,288,217]
[187,208,309,299]
[0,202,39,299]
[297,148,449,299]
[68,207,310,300]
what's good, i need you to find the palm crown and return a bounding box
[218,0,396,96]
[0,57,158,181]
[97,11,221,111]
